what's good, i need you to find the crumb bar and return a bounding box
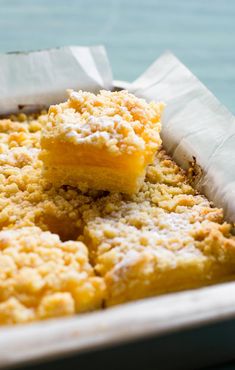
[40,90,164,194]
[83,152,235,306]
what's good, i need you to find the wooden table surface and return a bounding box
[0,1,235,369]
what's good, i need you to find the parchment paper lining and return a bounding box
[127,52,235,223]
[0,46,113,115]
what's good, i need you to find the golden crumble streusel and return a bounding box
[0,114,94,241]
[0,226,105,324]
[0,93,235,324]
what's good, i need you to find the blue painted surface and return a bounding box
[0,0,235,113]
[0,2,235,369]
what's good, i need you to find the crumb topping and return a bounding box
[44,90,164,155]
[0,112,94,240]
[0,227,105,324]
[0,104,235,322]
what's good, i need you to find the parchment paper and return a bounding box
[0,45,113,115]
[126,52,235,223]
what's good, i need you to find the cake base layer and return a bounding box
[43,164,145,194]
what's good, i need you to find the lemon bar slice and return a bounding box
[40,90,164,194]
[84,200,235,306]
[0,227,105,324]
[83,150,235,307]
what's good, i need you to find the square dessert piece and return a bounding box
[85,198,235,307]
[83,151,235,307]
[40,90,164,194]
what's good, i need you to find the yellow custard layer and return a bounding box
[40,139,149,193]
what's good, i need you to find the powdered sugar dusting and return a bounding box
[44,90,164,155]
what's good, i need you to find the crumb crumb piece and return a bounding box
[0,227,105,324]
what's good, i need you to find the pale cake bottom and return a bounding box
[43,164,145,194]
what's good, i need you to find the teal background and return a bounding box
[0,1,235,369]
[0,0,234,113]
